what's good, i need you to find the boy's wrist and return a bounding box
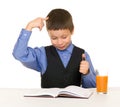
[82,69,90,76]
[25,23,33,31]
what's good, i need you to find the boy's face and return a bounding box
[48,29,73,50]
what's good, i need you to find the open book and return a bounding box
[24,85,93,99]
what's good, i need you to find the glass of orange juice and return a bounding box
[96,72,108,94]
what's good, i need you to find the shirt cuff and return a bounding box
[82,69,93,78]
[19,28,32,40]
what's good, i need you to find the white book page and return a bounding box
[58,86,93,98]
[24,88,60,97]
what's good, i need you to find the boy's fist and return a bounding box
[79,54,89,75]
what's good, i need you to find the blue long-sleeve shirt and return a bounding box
[13,29,96,88]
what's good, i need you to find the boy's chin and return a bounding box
[57,47,66,50]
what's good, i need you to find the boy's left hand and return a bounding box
[79,54,89,75]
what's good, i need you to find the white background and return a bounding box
[0,0,120,88]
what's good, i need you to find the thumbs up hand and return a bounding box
[79,54,89,75]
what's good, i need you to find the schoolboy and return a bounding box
[13,8,96,88]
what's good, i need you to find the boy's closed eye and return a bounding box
[61,36,67,39]
[51,37,57,40]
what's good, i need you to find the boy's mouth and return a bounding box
[57,46,66,50]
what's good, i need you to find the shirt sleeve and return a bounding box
[12,29,47,73]
[81,51,96,88]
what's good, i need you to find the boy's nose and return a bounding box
[57,39,63,45]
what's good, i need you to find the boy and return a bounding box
[13,8,96,88]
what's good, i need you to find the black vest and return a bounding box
[41,45,84,88]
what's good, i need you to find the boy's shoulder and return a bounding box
[44,45,55,50]
[73,45,85,52]
[44,45,53,48]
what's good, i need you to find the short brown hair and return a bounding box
[46,8,74,33]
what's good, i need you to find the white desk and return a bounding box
[0,87,120,107]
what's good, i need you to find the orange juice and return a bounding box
[96,75,108,93]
